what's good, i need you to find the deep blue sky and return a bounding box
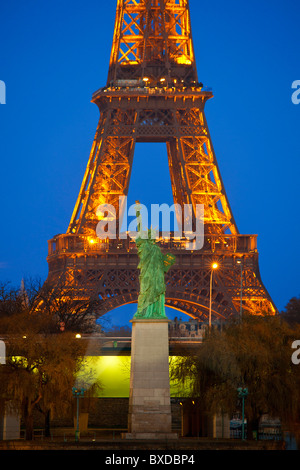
[0,0,299,325]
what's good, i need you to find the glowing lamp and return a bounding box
[176,57,192,65]
[212,262,218,270]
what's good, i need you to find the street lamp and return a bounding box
[72,387,85,442]
[209,262,219,329]
[237,387,248,440]
[236,258,244,319]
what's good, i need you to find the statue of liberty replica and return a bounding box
[133,201,176,320]
[125,201,178,440]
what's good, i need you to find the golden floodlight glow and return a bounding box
[176,57,192,65]
[57,0,277,320]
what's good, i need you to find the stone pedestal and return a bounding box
[124,318,177,440]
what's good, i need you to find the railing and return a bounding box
[92,85,212,101]
[20,428,128,441]
[230,427,283,441]
[48,233,257,257]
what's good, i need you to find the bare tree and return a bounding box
[31,279,101,333]
[281,296,300,326]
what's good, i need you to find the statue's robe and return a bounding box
[134,237,175,319]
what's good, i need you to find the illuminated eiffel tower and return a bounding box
[46,0,276,321]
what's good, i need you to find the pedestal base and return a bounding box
[126,318,177,440]
[123,432,178,440]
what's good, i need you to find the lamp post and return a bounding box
[236,258,243,319]
[72,387,85,442]
[237,387,248,440]
[209,262,219,329]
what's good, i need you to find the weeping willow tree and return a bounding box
[0,280,103,440]
[0,309,101,440]
[170,314,300,441]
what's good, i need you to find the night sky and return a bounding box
[0,0,299,325]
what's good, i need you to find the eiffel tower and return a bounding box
[46,0,276,322]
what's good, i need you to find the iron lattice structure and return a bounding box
[46,0,276,321]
